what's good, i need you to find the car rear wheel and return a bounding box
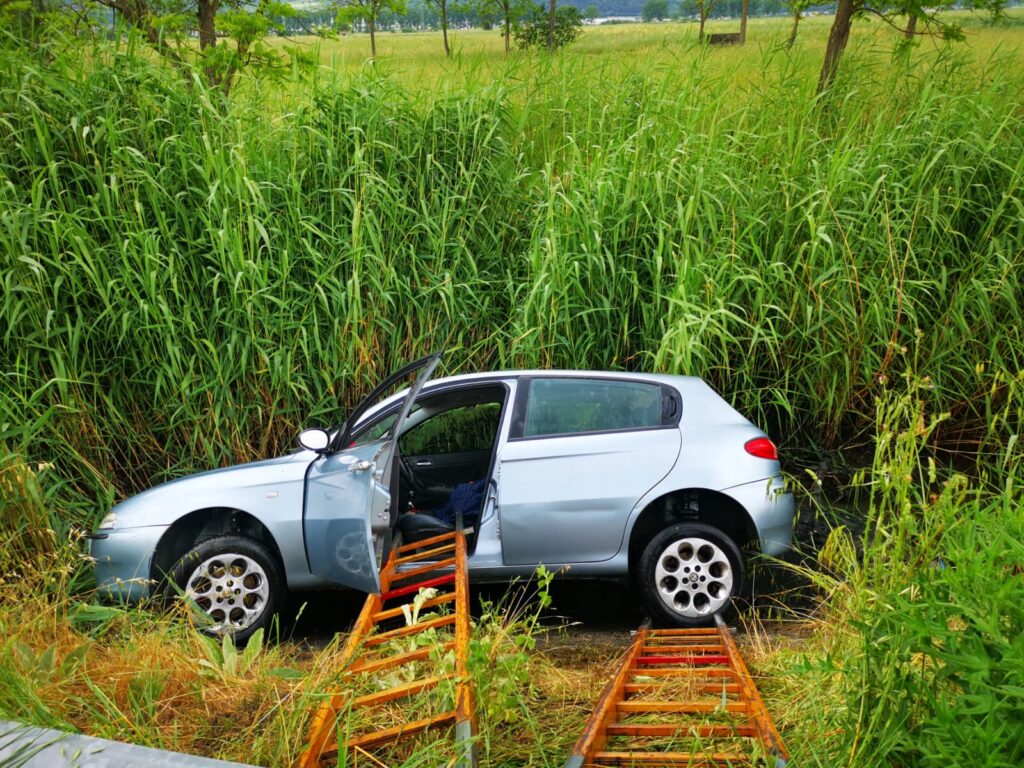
[169,535,284,642]
[637,522,745,627]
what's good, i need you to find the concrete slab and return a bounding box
[0,721,261,768]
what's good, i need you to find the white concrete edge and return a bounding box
[0,721,262,768]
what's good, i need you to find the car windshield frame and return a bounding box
[328,352,443,453]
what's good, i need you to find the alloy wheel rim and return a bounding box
[185,553,269,634]
[653,536,733,618]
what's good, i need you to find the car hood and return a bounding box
[109,451,316,528]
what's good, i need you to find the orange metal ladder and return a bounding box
[297,529,476,768]
[565,615,788,768]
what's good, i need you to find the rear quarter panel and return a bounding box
[665,377,783,488]
[619,377,790,555]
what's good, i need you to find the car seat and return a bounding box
[397,480,484,544]
[397,511,454,544]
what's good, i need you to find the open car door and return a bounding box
[302,352,442,594]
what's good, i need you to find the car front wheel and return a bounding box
[169,535,284,642]
[637,522,745,627]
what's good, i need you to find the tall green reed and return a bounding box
[778,366,1023,767]
[0,34,1021,533]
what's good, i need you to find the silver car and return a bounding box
[90,354,793,639]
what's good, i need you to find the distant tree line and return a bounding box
[573,0,791,15]
[288,0,814,39]
[1,0,1017,96]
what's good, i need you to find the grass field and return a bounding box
[274,13,1024,91]
[1,10,1023,767]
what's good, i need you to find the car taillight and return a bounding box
[744,437,778,460]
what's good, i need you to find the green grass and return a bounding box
[270,13,1024,94]
[759,371,1024,767]
[3,16,1023,515]
[0,13,1023,768]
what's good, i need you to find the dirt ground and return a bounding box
[284,574,812,653]
[282,496,838,649]
[287,581,644,649]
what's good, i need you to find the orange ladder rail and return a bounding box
[565,615,788,768]
[297,529,477,768]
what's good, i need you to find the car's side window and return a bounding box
[400,403,502,455]
[522,378,663,438]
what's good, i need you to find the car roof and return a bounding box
[426,370,704,386]
[352,369,714,428]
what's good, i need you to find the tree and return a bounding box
[582,2,598,21]
[642,0,669,21]
[785,0,813,47]
[424,0,451,55]
[215,0,301,93]
[903,10,916,39]
[334,0,407,57]
[984,0,1009,22]
[88,0,297,97]
[512,2,581,49]
[679,0,717,40]
[475,0,531,53]
[547,0,555,49]
[2,0,51,47]
[817,0,965,93]
[692,0,716,40]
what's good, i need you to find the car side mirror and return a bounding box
[298,428,331,453]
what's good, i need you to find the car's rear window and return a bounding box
[522,378,663,438]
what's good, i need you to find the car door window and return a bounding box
[522,378,662,438]
[401,403,501,455]
[351,413,397,446]
[351,405,422,447]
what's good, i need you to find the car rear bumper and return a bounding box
[722,475,793,557]
[88,525,169,602]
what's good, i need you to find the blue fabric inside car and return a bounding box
[430,480,484,527]
[398,480,484,543]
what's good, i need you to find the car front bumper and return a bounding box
[722,475,793,557]
[88,525,169,602]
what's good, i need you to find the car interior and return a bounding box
[355,384,507,552]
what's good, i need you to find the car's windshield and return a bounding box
[299,395,412,454]
[329,353,441,452]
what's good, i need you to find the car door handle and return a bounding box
[415,459,433,467]
[349,460,372,472]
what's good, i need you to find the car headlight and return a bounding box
[98,512,117,530]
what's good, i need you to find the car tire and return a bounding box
[168,535,284,643]
[637,522,746,627]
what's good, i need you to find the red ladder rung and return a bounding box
[381,573,455,601]
[636,654,731,665]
